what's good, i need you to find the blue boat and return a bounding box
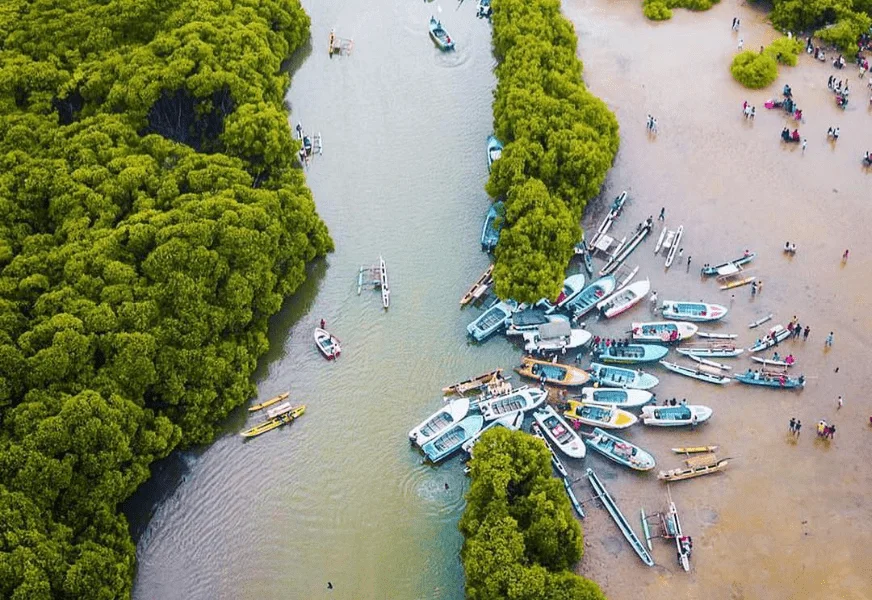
[564,275,616,318]
[466,298,516,341]
[429,16,455,50]
[480,201,505,252]
[486,135,503,172]
[594,343,669,365]
[589,363,659,390]
[585,428,656,471]
[422,415,484,462]
[735,370,805,389]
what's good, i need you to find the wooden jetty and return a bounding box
[586,468,655,566]
[600,219,652,276]
[357,256,390,308]
[460,264,494,306]
[328,28,354,56]
[664,225,684,268]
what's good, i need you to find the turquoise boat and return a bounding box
[429,16,455,50]
[660,301,728,322]
[589,362,659,390]
[480,201,504,252]
[585,428,656,471]
[564,275,616,318]
[486,135,503,172]
[595,343,668,365]
[422,414,483,462]
[735,370,805,389]
[575,387,654,408]
[466,298,515,341]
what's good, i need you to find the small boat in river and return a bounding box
[486,135,503,172]
[466,297,516,341]
[505,309,568,336]
[480,201,505,252]
[594,343,669,364]
[460,264,494,306]
[241,403,306,438]
[589,363,659,390]
[409,398,471,446]
[478,386,546,421]
[631,321,698,343]
[575,387,654,408]
[641,404,713,427]
[672,445,719,454]
[428,16,455,50]
[587,468,655,566]
[314,328,341,360]
[564,401,638,430]
[748,324,791,352]
[564,275,617,318]
[533,405,586,458]
[515,356,590,386]
[522,320,592,354]
[659,360,732,385]
[422,415,484,463]
[701,252,756,276]
[597,279,650,319]
[585,428,656,471]
[249,391,290,412]
[660,301,728,322]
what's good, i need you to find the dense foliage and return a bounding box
[731,50,780,88]
[767,0,872,52]
[460,428,606,600]
[0,0,330,597]
[766,36,805,66]
[487,0,619,303]
[642,0,720,21]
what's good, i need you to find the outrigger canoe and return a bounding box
[585,428,656,471]
[564,275,617,318]
[575,387,654,408]
[515,356,591,386]
[589,363,659,390]
[563,401,638,430]
[594,343,669,364]
[748,325,791,352]
[241,403,306,438]
[249,391,290,412]
[659,360,732,385]
[660,301,728,322]
[676,344,743,358]
[631,321,698,343]
[658,454,729,481]
[701,252,756,276]
[597,279,651,319]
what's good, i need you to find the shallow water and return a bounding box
[129,0,872,598]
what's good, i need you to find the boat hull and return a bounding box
[515,357,590,386]
[589,362,659,390]
[533,405,586,458]
[595,343,669,364]
[660,301,728,322]
[576,387,654,408]
[564,401,638,429]
[409,398,471,446]
[585,427,656,471]
[659,360,732,385]
[641,404,713,426]
[631,321,698,342]
[565,275,617,317]
[422,415,484,463]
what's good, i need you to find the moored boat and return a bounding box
[660,301,728,322]
[522,321,592,354]
[575,387,654,408]
[672,445,719,454]
[564,401,638,430]
[531,423,569,478]
[532,405,586,458]
[564,275,617,318]
[505,309,568,336]
[422,415,484,463]
[589,362,659,390]
[478,386,546,421]
[585,427,656,471]
[659,360,732,385]
[541,273,587,313]
[241,403,306,438]
[249,391,290,412]
[658,454,729,481]
[466,297,516,341]
[735,369,805,389]
[409,398,471,446]
[686,353,732,370]
[751,355,795,368]
[428,16,455,50]
[442,368,504,396]
[594,343,668,364]
[631,321,698,343]
[459,264,494,306]
[641,404,713,426]
[314,327,341,360]
[461,412,522,455]
[696,331,738,339]
[701,252,756,276]
[515,356,590,386]
[748,324,791,352]
[480,201,505,252]
[486,135,502,172]
[676,344,743,358]
[597,279,651,319]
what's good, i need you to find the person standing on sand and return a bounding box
[738,38,744,51]
[803,326,810,340]
[825,331,834,347]
[802,138,807,153]
[837,395,843,410]
[842,249,849,262]
[789,417,796,433]
[795,420,801,436]
[658,207,665,220]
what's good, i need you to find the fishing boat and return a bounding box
[751,355,795,368]
[409,398,471,446]
[594,343,669,365]
[522,321,592,354]
[658,453,730,481]
[641,404,713,426]
[701,252,756,276]
[631,321,698,343]
[735,369,805,389]
[422,415,484,463]
[564,479,585,519]
[589,191,629,248]
[660,301,728,322]
[697,331,737,339]
[575,387,654,408]
[314,327,341,360]
[357,256,390,308]
[480,201,504,252]
[459,264,494,306]
[428,16,454,50]
[676,343,743,358]
[659,360,732,385]
[466,298,516,341]
[531,423,569,478]
[720,275,756,290]
[672,445,719,454]
[505,309,568,336]
[478,386,547,421]
[663,225,684,268]
[586,468,656,566]
[563,401,638,430]
[461,412,522,455]
[486,135,502,172]
[585,428,656,471]
[514,356,590,386]
[748,313,774,329]
[686,353,732,370]
[442,368,504,396]
[597,279,651,319]
[240,403,306,438]
[532,405,586,458]
[565,275,617,318]
[748,324,791,352]
[589,363,659,390]
[654,227,667,254]
[600,220,652,276]
[540,273,587,313]
[248,391,290,412]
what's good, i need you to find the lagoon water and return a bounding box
[129,0,872,599]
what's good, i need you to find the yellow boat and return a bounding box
[248,391,290,412]
[563,400,638,429]
[514,356,590,386]
[241,404,306,438]
[671,445,719,454]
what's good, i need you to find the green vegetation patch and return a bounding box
[731,50,780,88]
[769,0,872,53]
[642,0,720,21]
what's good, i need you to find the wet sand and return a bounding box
[561,1,872,599]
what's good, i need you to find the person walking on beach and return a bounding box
[837,395,843,410]
[803,325,810,340]
[687,256,692,268]
[751,281,757,296]
[650,291,658,311]
[795,420,801,436]
[732,17,737,30]
[658,207,665,221]
[678,247,684,258]
[802,138,807,153]
[825,331,834,347]
[828,424,836,439]
[789,417,796,434]
[793,322,802,338]
[738,38,744,51]
[842,249,849,262]
[828,75,834,89]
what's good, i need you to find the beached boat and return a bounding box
[575,387,654,408]
[676,344,743,358]
[478,386,546,421]
[564,479,585,519]
[659,360,732,385]
[241,403,306,438]
[751,355,795,368]
[422,415,484,463]
[314,327,341,360]
[522,321,592,354]
[735,370,805,389]
[641,404,713,426]
[585,428,656,471]
[459,264,494,306]
[486,135,502,172]
[748,313,774,329]
[532,405,586,458]
[428,16,455,50]
[248,391,290,412]
[664,225,684,268]
[589,362,659,390]
[686,353,732,370]
[541,273,587,313]
[597,279,651,319]
[531,423,570,478]
[480,201,504,252]
[409,398,471,446]
[672,445,719,454]
[466,298,515,341]
[720,275,756,290]
[701,252,756,276]
[564,401,638,430]
[696,331,737,339]
[631,321,698,343]
[442,368,504,396]
[505,309,568,335]
[658,454,729,482]
[515,356,591,386]
[660,301,728,322]
[594,343,669,365]
[586,468,656,566]
[748,324,791,352]
[564,275,617,318]
[461,412,522,455]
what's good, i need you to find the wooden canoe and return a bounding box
[657,457,729,482]
[671,445,719,454]
[459,264,494,306]
[442,368,503,396]
[241,405,306,438]
[248,391,290,412]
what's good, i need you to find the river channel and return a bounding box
[129,0,872,599]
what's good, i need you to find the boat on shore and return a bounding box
[532,405,586,458]
[597,279,651,318]
[659,360,732,385]
[461,412,522,455]
[249,391,290,412]
[660,301,728,322]
[696,331,737,339]
[672,445,719,454]
[589,362,659,390]
[641,404,713,426]
[631,321,698,343]
[658,453,730,482]
[676,343,743,358]
[594,343,669,365]
[748,324,791,352]
[585,428,656,471]
[514,356,590,386]
[409,398,471,446]
[241,403,306,438]
[574,387,654,408]
[751,354,795,368]
[459,264,494,306]
[486,135,502,172]
[466,298,515,341]
[686,353,732,370]
[735,370,805,389]
[442,368,504,396]
[478,386,546,421]
[531,423,569,478]
[701,252,756,276]
[748,313,774,329]
[505,309,568,336]
[586,468,656,566]
[428,16,455,50]
[522,321,592,354]
[480,201,504,252]
[563,401,638,430]
[564,275,617,318]
[422,415,484,463]
[314,327,341,360]
[540,273,586,313]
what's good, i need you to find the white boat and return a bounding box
[664,225,684,267]
[523,321,592,354]
[505,310,569,336]
[576,387,654,408]
[531,423,569,478]
[422,415,484,463]
[478,386,546,421]
[660,301,728,322]
[532,405,586,458]
[641,404,713,427]
[409,398,470,446]
[631,321,698,342]
[751,355,795,368]
[686,353,732,370]
[748,324,791,352]
[379,255,390,308]
[676,344,743,358]
[597,279,651,319]
[461,412,523,454]
[659,360,732,385]
[313,328,341,360]
[563,401,638,429]
[541,273,587,313]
